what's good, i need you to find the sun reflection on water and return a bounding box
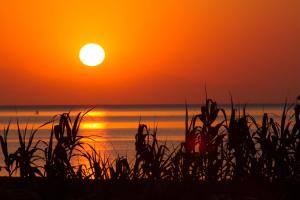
[81,122,107,129]
[86,111,106,117]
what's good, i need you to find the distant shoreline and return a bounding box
[0,103,292,109]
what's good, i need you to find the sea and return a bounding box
[0,104,292,167]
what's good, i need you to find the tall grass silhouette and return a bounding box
[0,97,299,184]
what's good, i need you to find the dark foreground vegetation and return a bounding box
[0,96,300,200]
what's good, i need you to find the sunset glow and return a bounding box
[0,1,299,105]
[0,1,298,197]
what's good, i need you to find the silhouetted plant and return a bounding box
[13,121,51,178]
[0,96,299,184]
[133,124,173,181]
[0,122,15,176]
[173,99,227,182]
[43,110,92,178]
[110,156,131,180]
[226,103,257,182]
[81,146,112,180]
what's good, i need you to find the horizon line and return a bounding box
[0,102,294,108]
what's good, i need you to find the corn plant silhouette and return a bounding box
[0,122,14,176]
[43,110,93,178]
[172,99,227,182]
[0,96,299,183]
[133,124,173,181]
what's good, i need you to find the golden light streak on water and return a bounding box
[81,122,107,129]
[86,111,106,117]
[0,121,185,130]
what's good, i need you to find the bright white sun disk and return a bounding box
[79,43,105,66]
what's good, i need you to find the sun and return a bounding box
[79,43,105,67]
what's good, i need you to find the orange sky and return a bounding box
[0,0,299,105]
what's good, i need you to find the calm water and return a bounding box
[0,104,289,164]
